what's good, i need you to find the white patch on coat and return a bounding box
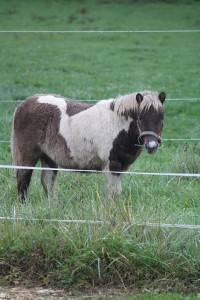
[59,99,132,169]
[37,95,67,111]
[37,95,132,169]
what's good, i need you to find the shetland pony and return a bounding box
[11,91,166,202]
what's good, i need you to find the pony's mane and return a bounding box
[111,91,162,118]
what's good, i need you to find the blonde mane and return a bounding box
[111,91,162,117]
[112,93,138,117]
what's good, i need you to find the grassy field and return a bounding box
[0,0,200,297]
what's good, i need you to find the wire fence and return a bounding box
[0,98,200,103]
[0,164,199,177]
[1,30,200,33]
[0,164,199,230]
[1,28,199,231]
[0,138,200,144]
[0,97,199,143]
[0,216,199,230]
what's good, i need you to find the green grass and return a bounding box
[102,296,200,300]
[104,296,200,300]
[0,0,200,296]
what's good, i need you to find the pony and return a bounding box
[11,90,166,202]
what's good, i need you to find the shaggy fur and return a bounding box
[11,91,166,202]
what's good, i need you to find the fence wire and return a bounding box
[1,98,200,103]
[0,216,199,230]
[1,30,200,33]
[0,164,199,177]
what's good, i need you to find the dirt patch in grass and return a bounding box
[0,285,126,300]
[0,282,199,299]
[0,286,66,300]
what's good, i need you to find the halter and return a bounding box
[137,119,162,146]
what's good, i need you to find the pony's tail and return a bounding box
[11,109,19,166]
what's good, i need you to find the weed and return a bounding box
[172,144,200,174]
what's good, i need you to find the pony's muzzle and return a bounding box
[138,131,162,154]
[145,140,159,154]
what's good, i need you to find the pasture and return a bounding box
[0,0,200,297]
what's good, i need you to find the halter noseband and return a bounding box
[137,119,162,146]
[138,131,162,145]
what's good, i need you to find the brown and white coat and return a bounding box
[11,91,166,202]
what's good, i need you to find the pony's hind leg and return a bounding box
[13,143,41,202]
[16,151,40,203]
[17,169,33,203]
[40,153,58,199]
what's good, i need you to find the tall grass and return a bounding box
[0,0,200,294]
[0,156,199,292]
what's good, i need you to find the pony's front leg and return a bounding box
[105,171,122,198]
[40,154,58,200]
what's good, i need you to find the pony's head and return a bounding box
[136,91,166,154]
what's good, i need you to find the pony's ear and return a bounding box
[136,93,143,104]
[110,101,115,111]
[158,91,166,104]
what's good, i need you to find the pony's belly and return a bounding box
[44,147,105,171]
[60,155,104,171]
[70,150,105,170]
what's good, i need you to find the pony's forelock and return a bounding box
[139,91,163,112]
